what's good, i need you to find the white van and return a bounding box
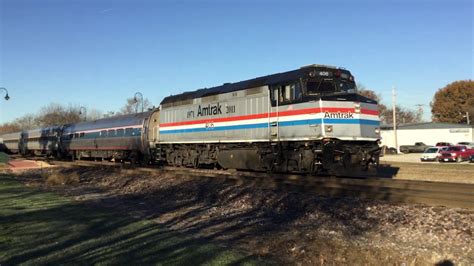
[420,147,445,162]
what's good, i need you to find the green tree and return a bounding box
[431,80,474,123]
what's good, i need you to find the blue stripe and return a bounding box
[160,119,380,134]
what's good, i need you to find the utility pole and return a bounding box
[392,86,398,153]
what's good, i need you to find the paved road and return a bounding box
[7,159,51,171]
[381,153,474,164]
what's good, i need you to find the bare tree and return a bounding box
[0,123,21,134]
[86,108,103,121]
[102,111,117,118]
[35,103,82,127]
[119,97,152,115]
[358,83,420,125]
[14,114,38,130]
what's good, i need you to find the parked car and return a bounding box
[420,147,445,162]
[438,145,474,162]
[435,142,453,147]
[457,142,474,149]
[399,142,430,153]
[381,145,398,155]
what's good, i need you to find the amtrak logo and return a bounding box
[197,103,222,117]
[324,111,354,119]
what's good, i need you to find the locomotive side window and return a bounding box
[284,83,303,102]
[270,87,279,106]
[125,128,133,136]
[101,130,107,137]
[108,130,116,137]
[270,82,303,106]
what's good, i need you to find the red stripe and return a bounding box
[361,109,379,115]
[160,107,379,127]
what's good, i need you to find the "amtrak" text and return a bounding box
[198,103,222,117]
[324,111,354,119]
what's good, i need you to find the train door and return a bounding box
[19,132,26,155]
[269,86,280,141]
[144,109,160,154]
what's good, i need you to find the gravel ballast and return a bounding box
[14,167,474,265]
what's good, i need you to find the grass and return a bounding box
[379,161,474,183]
[0,175,258,265]
[0,152,8,169]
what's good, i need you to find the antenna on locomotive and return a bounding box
[300,64,337,69]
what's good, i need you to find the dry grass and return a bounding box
[380,161,474,183]
[44,171,80,185]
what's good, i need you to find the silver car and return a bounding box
[457,142,474,149]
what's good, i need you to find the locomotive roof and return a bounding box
[161,65,352,105]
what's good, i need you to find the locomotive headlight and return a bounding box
[354,102,361,113]
[325,125,333,132]
[374,128,380,135]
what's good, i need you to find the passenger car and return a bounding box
[438,145,473,162]
[420,147,444,162]
[399,142,430,153]
[435,142,453,147]
[457,142,474,149]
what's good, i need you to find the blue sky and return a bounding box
[0,0,472,123]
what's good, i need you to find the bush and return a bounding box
[45,171,80,185]
[0,152,9,164]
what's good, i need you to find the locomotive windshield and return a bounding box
[303,68,356,96]
[305,79,356,95]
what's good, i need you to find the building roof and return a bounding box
[381,122,473,130]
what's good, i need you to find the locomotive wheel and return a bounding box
[192,157,199,168]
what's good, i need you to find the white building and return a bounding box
[381,122,473,149]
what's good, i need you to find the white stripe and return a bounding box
[157,136,379,144]
[159,113,379,132]
[65,125,142,134]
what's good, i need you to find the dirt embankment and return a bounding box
[16,167,474,265]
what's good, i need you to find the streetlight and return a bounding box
[0,87,10,101]
[134,92,144,113]
[79,106,87,121]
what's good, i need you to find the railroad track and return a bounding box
[9,156,474,210]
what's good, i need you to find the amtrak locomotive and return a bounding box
[1,65,381,175]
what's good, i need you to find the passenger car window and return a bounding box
[116,129,124,137]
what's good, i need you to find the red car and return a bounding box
[438,145,474,162]
[436,142,453,147]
